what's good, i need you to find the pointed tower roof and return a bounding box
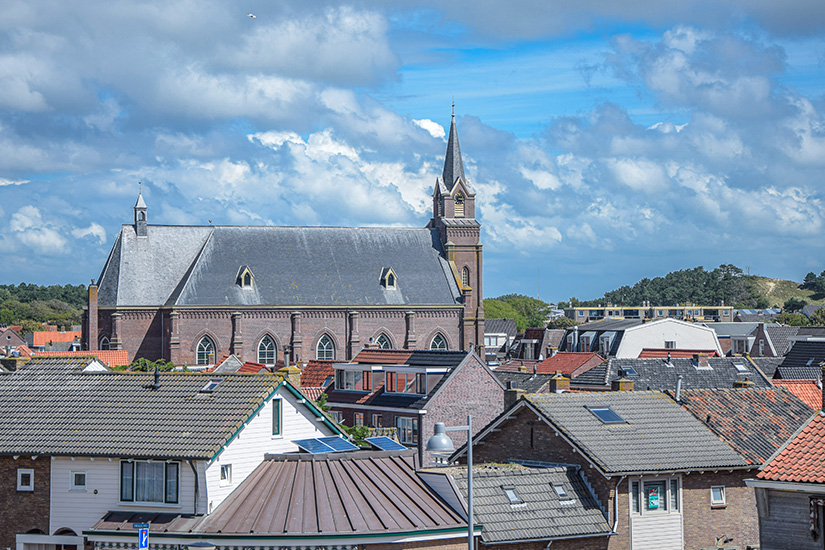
[135,187,147,209]
[442,106,468,193]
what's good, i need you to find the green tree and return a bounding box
[775,312,809,326]
[784,297,808,313]
[808,308,825,326]
[547,316,577,329]
[126,358,177,372]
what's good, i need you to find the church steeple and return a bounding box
[442,103,466,191]
[134,184,148,238]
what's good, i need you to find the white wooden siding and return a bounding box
[630,513,683,550]
[203,386,337,510]
[49,457,199,536]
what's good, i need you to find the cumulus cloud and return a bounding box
[9,206,69,254]
[72,223,107,244]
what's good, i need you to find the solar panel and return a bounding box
[318,436,359,452]
[293,438,336,454]
[365,436,407,451]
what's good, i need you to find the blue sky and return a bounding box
[0,0,824,302]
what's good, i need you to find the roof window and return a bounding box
[502,486,524,506]
[552,482,571,499]
[236,265,254,288]
[200,379,223,393]
[618,366,638,377]
[587,406,626,424]
[380,267,398,289]
[733,363,748,373]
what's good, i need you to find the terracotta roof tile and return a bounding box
[758,412,825,482]
[351,349,414,364]
[237,361,269,374]
[300,387,326,401]
[531,352,604,376]
[773,380,822,410]
[31,331,81,347]
[35,350,130,367]
[300,361,335,387]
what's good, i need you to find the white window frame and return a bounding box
[316,335,335,361]
[70,470,87,491]
[371,413,383,428]
[17,469,34,492]
[430,333,448,351]
[710,485,726,507]
[629,476,681,516]
[664,340,676,349]
[220,464,232,487]
[395,416,418,445]
[196,336,215,366]
[258,335,277,365]
[375,333,392,349]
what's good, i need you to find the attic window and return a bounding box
[236,266,254,288]
[587,406,626,424]
[380,268,397,289]
[552,482,571,500]
[618,366,638,377]
[733,363,749,373]
[502,486,524,506]
[200,379,223,393]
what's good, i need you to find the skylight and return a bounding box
[733,363,748,373]
[552,482,570,499]
[502,486,524,505]
[200,379,223,393]
[619,366,638,377]
[588,406,626,424]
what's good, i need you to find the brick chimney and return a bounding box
[278,365,302,389]
[694,353,709,368]
[612,376,634,391]
[504,387,526,409]
[548,371,570,393]
[733,377,755,388]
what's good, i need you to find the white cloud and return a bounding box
[413,119,446,139]
[0,177,29,186]
[72,223,107,244]
[9,206,68,254]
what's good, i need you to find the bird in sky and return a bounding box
[247,13,256,19]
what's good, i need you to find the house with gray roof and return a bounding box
[87,449,474,550]
[419,463,612,549]
[451,391,756,550]
[571,355,772,391]
[0,356,342,550]
[83,114,485,367]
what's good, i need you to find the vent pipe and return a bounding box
[675,374,682,403]
[151,364,160,390]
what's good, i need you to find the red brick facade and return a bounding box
[0,456,50,548]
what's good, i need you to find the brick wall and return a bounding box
[366,537,467,550]
[0,456,50,547]
[681,469,760,550]
[480,537,609,550]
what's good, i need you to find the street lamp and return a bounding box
[426,415,474,550]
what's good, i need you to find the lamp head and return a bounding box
[426,422,455,452]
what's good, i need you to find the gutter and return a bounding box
[611,476,626,533]
[188,460,199,514]
[745,478,825,494]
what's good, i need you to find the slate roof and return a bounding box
[778,340,825,371]
[494,371,555,393]
[757,411,825,483]
[703,322,760,338]
[98,225,461,308]
[675,388,813,465]
[774,366,822,380]
[765,326,800,356]
[750,357,783,378]
[802,304,825,318]
[571,357,772,390]
[773,380,821,409]
[442,113,469,193]
[519,392,748,475]
[428,464,611,543]
[90,451,468,538]
[485,318,517,337]
[0,357,338,458]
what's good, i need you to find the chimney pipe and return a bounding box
[152,364,160,390]
[675,374,682,403]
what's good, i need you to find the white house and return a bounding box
[0,357,342,550]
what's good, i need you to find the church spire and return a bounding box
[441,103,466,191]
[134,182,148,237]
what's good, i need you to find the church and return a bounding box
[83,114,485,366]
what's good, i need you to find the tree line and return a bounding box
[0,283,87,332]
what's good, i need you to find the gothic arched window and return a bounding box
[197,336,215,365]
[99,336,110,351]
[376,333,392,349]
[462,267,470,288]
[430,333,448,351]
[258,335,277,365]
[316,334,335,361]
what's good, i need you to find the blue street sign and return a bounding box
[133,523,150,529]
[138,528,149,550]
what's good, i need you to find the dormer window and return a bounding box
[380,267,398,289]
[236,265,254,288]
[455,193,465,217]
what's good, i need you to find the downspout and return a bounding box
[611,476,626,533]
[188,460,199,514]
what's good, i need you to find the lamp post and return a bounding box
[426,415,474,550]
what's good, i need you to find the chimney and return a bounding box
[733,377,755,388]
[504,387,526,409]
[548,370,570,393]
[550,346,558,357]
[87,281,98,351]
[694,353,709,368]
[674,374,682,402]
[612,371,634,391]
[278,365,302,388]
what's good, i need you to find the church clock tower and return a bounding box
[428,107,485,354]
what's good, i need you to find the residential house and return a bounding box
[564,303,733,323]
[86,449,474,550]
[570,355,772,391]
[801,304,825,319]
[419,463,612,550]
[0,326,25,352]
[323,348,505,463]
[453,391,752,550]
[733,309,781,323]
[84,115,485,364]
[25,330,81,352]
[773,339,825,379]
[773,379,822,409]
[728,323,796,357]
[703,322,761,356]
[559,318,723,359]
[0,356,342,550]
[30,350,130,368]
[483,318,517,363]
[745,399,824,549]
[510,328,564,361]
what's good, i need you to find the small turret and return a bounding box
[134,184,148,238]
